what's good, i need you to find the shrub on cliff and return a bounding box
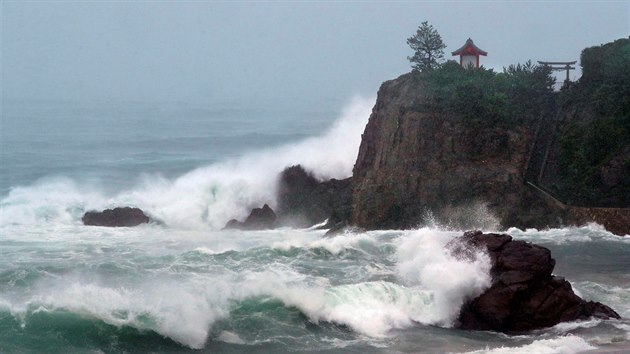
[579,38,630,117]
[557,38,630,206]
[422,59,554,127]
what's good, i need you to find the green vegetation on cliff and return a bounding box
[351,37,628,232]
[557,38,630,206]
[416,60,555,127]
[408,38,629,207]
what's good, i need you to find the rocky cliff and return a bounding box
[264,40,628,234]
[537,39,630,208]
[351,71,545,229]
[349,39,629,233]
[276,165,352,228]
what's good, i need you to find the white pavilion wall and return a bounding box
[461,55,477,68]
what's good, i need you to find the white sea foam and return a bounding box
[217,330,246,345]
[0,96,373,229]
[3,282,226,349]
[507,224,630,244]
[460,335,595,354]
[395,228,492,326]
[0,228,499,347]
[193,247,224,255]
[572,281,630,318]
[269,229,493,333]
[271,232,375,254]
[550,319,603,333]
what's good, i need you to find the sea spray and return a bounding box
[0,228,495,347]
[122,95,373,229]
[461,335,595,354]
[395,228,492,326]
[0,96,373,229]
[1,226,628,352]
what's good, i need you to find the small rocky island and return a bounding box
[452,231,619,331]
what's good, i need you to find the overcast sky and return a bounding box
[2,1,629,107]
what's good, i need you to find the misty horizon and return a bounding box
[3,1,628,107]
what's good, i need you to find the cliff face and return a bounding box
[538,39,630,208]
[272,40,628,234]
[352,72,541,229]
[276,165,352,227]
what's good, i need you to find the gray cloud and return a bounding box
[3,1,628,105]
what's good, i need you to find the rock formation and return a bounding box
[348,61,629,234]
[82,207,150,227]
[230,40,630,235]
[351,72,542,230]
[451,231,620,332]
[224,204,278,230]
[276,165,352,228]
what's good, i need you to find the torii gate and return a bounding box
[537,61,577,84]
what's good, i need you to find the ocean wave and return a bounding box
[395,228,492,326]
[459,335,595,354]
[507,223,630,244]
[572,281,630,318]
[0,283,225,349]
[0,229,496,348]
[0,96,373,230]
[271,232,378,255]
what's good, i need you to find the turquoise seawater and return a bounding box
[1,100,629,353]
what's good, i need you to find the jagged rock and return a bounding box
[82,207,150,227]
[276,165,352,227]
[451,231,620,332]
[223,204,277,230]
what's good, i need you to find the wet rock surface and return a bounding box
[224,204,278,230]
[82,207,150,227]
[276,165,352,228]
[452,230,620,332]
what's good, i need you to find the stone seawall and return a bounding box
[526,182,629,236]
[567,207,630,236]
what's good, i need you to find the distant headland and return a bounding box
[276,37,630,236]
[83,38,630,235]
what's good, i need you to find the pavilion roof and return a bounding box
[451,38,488,56]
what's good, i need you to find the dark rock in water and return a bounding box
[224,219,241,229]
[276,165,352,227]
[452,230,620,332]
[223,165,352,230]
[223,204,277,230]
[82,207,150,227]
[245,204,277,228]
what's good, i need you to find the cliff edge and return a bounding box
[350,39,629,233]
[351,69,550,230]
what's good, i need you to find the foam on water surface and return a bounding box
[1,98,629,353]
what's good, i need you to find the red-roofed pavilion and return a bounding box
[451,38,487,68]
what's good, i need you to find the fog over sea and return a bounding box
[1,98,629,354]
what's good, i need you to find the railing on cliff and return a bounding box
[524,107,561,186]
[523,106,630,212]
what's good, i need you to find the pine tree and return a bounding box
[407,21,447,71]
